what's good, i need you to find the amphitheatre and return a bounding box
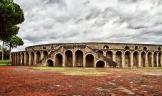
[11,42,162,68]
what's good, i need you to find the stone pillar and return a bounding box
[63,52,66,67]
[130,52,134,68]
[103,52,107,67]
[41,51,44,60]
[122,51,125,68]
[112,51,116,62]
[160,53,162,67]
[20,53,22,66]
[34,52,37,66]
[151,52,154,67]
[28,52,32,66]
[73,52,75,67]
[94,55,97,68]
[24,52,26,66]
[145,52,148,67]
[83,53,86,67]
[138,51,142,67]
[157,52,159,67]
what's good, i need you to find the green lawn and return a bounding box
[0,60,11,66]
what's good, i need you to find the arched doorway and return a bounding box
[30,52,35,66]
[153,52,157,67]
[86,54,94,67]
[148,52,152,67]
[47,59,54,67]
[75,50,83,67]
[96,61,105,68]
[36,51,41,64]
[141,52,146,67]
[65,50,73,67]
[55,54,63,67]
[106,51,113,66]
[97,50,103,58]
[133,51,138,67]
[26,52,29,66]
[43,51,48,59]
[116,51,122,67]
[159,53,161,67]
[125,51,131,67]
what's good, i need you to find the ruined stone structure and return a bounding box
[11,42,162,68]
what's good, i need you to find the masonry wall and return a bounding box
[11,43,162,68]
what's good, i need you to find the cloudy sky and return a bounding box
[12,0,162,51]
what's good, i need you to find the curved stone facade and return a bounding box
[11,42,162,68]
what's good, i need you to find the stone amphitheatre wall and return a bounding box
[11,42,162,68]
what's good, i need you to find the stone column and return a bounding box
[103,51,107,67]
[94,55,97,68]
[20,53,22,66]
[157,52,159,67]
[24,52,26,66]
[138,51,142,67]
[151,52,154,67]
[28,52,32,66]
[63,52,66,67]
[112,51,116,62]
[41,51,44,60]
[122,51,125,68]
[73,52,75,67]
[160,53,162,67]
[34,52,37,66]
[130,51,134,68]
[83,53,86,67]
[145,52,148,67]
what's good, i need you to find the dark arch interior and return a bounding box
[148,52,152,67]
[86,54,94,67]
[125,46,130,50]
[116,51,122,67]
[47,60,54,67]
[22,53,24,65]
[36,52,41,63]
[31,52,34,65]
[141,52,146,67]
[96,61,105,68]
[143,47,147,51]
[159,53,161,67]
[97,50,103,57]
[55,54,63,67]
[103,45,109,49]
[75,50,83,67]
[125,51,131,67]
[65,50,73,67]
[133,51,138,67]
[154,53,157,67]
[26,52,29,66]
[43,51,48,58]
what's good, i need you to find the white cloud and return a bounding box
[13,0,162,51]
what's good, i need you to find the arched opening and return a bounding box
[153,52,157,67]
[125,46,130,50]
[55,54,63,67]
[103,45,109,49]
[133,51,138,67]
[47,59,54,67]
[106,51,113,66]
[43,51,48,58]
[96,61,105,68]
[97,50,103,58]
[116,51,122,67]
[125,51,131,67]
[158,53,161,67]
[141,52,146,67]
[148,52,152,67]
[75,50,83,67]
[86,54,94,67]
[26,52,29,66]
[30,52,35,66]
[22,53,24,65]
[135,46,138,50]
[158,47,161,51]
[36,51,41,64]
[65,50,73,67]
[143,47,147,51]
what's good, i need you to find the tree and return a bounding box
[5,35,24,51]
[0,0,24,60]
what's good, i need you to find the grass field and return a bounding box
[0,60,11,66]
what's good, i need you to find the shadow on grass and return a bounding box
[0,60,11,66]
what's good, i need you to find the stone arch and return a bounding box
[148,52,152,67]
[103,45,109,49]
[43,51,48,58]
[65,50,73,67]
[85,54,94,67]
[21,53,24,65]
[133,51,138,67]
[96,61,105,68]
[141,52,146,67]
[106,51,113,66]
[26,52,29,66]
[97,50,103,58]
[135,46,138,50]
[47,59,54,67]
[125,51,131,67]
[158,53,161,67]
[153,52,157,67]
[36,51,41,64]
[143,47,147,51]
[116,51,122,67]
[75,50,83,67]
[55,53,63,67]
[30,52,35,66]
[125,46,130,50]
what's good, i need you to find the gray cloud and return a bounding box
[13,0,162,51]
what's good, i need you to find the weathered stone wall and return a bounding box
[11,43,162,68]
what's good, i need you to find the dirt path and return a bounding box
[0,66,162,96]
